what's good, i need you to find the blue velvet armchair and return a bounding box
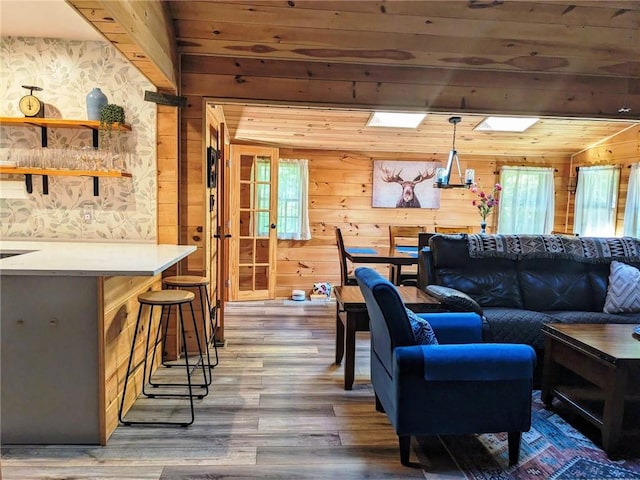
[354,267,536,467]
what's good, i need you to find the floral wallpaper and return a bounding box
[0,37,157,241]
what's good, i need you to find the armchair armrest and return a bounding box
[394,344,536,382]
[415,312,482,344]
[424,285,484,316]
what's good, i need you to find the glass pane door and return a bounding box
[230,145,278,300]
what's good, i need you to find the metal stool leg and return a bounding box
[162,284,215,380]
[118,302,145,426]
[201,284,219,367]
[147,303,209,395]
[119,290,204,427]
[143,302,168,396]
[187,299,210,394]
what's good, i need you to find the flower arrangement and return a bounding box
[471,183,502,221]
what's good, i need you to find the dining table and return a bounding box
[344,245,425,285]
[334,284,442,389]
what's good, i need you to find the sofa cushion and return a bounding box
[603,261,640,313]
[406,308,438,345]
[482,307,556,349]
[517,259,593,311]
[429,234,523,308]
[436,264,523,308]
[545,310,640,324]
[589,262,613,311]
[611,311,640,322]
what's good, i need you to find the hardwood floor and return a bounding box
[1,300,463,479]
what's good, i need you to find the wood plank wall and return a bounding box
[157,104,182,359]
[180,100,206,275]
[275,148,570,298]
[101,275,162,443]
[570,125,640,235]
[157,104,179,245]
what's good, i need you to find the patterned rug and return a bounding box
[419,391,640,480]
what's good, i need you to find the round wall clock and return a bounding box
[19,85,44,117]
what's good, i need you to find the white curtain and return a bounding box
[623,163,640,238]
[497,166,555,234]
[574,165,620,236]
[277,158,311,240]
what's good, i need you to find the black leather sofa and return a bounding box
[418,234,640,353]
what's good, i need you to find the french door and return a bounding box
[228,145,278,300]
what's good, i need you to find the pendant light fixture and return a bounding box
[435,116,474,189]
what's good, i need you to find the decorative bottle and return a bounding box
[86,88,108,121]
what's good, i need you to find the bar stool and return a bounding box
[118,289,209,427]
[163,276,219,376]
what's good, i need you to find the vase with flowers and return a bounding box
[471,183,502,233]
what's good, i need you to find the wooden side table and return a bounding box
[541,323,640,454]
[333,285,442,390]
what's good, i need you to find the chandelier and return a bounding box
[434,116,474,189]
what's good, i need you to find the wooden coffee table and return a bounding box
[333,285,442,390]
[541,323,640,454]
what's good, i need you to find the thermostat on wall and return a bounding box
[291,290,306,301]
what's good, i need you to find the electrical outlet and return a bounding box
[83,205,94,224]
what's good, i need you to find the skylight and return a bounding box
[366,112,426,129]
[475,116,539,132]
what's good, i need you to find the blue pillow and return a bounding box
[405,308,438,345]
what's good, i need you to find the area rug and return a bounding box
[419,391,640,480]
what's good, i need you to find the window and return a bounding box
[574,165,620,236]
[623,163,640,238]
[254,158,271,238]
[277,158,311,240]
[497,166,555,234]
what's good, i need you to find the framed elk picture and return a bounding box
[372,160,441,208]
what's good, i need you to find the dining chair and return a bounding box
[389,225,426,286]
[334,227,358,286]
[418,232,435,249]
[434,226,472,234]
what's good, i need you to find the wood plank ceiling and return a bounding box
[218,104,636,155]
[70,0,640,155]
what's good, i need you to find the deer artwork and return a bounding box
[379,165,436,208]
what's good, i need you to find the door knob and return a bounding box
[270,223,276,229]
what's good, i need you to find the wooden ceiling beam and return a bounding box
[174,20,636,65]
[67,0,178,92]
[232,1,640,27]
[181,55,636,92]
[182,56,639,120]
[170,2,640,33]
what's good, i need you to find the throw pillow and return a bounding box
[603,261,640,313]
[405,308,438,345]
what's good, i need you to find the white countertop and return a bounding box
[0,240,196,276]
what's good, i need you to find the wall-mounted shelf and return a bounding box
[0,117,133,196]
[0,116,131,148]
[0,117,131,132]
[0,167,133,196]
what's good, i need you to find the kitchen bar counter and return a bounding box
[0,240,196,445]
[0,240,195,276]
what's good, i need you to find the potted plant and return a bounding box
[99,104,125,146]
